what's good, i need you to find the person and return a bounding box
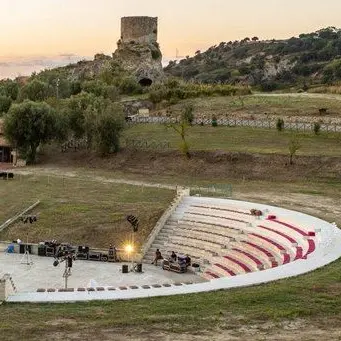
[152,248,163,265]
[108,244,118,262]
[185,255,191,267]
[170,251,177,262]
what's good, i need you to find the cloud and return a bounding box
[0,54,91,79]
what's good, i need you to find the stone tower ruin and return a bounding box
[121,16,158,44]
[113,16,164,86]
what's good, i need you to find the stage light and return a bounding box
[125,244,133,253]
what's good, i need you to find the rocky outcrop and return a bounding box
[112,40,164,86]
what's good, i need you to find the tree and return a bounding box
[252,36,259,42]
[288,136,301,165]
[86,99,124,155]
[19,80,49,102]
[181,104,194,125]
[0,79,19,100]
[64,92,97,139]
[0,96,12,115]
[168,108,191,158]
[4,101,61,164]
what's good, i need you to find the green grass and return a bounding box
[123,124,341,156]
[0,174,174,248]
[167,94,341,118]
[0,169,340,339]
[1,258,341,339]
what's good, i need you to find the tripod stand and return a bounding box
[20,215,37,265]
[20,232,33,265]
[62,259,72,289]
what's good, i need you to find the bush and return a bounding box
[148,82,251,104]
[313,122,321,135]
[151,49,161,60]
[118,77,142,95]
[0,96,12,115]
[276,118,285,132]
[211,115,218,127]
[19,80,49,102]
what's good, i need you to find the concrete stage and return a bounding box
[0,253,204,293]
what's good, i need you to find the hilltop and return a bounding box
[165,27,341,91]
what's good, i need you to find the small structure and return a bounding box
[0,119,13,164]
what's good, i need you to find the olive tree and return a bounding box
[85,98,125,154]
[4,101,61,164]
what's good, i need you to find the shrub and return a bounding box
[276,118,285,132]
[313,122,321,135]
[151,49,161,60]
[212,115,218,127]
[0,96,12,115]
[118,77,142,95]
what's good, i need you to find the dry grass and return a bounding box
[0,174,174,249]
[157,94,341,121]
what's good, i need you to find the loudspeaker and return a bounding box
[88,252,101,261]
[38,245,46,256]
[78,246,89,253]
[122,264,129,273]
[19,244,31,254]
[46,247,55,257]
[76,252,88,260]
[135,263,142,273]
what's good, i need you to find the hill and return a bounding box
[164,27,341,91]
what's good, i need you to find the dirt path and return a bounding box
[11,167,177,190]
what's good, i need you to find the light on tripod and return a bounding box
[125,244,133,253]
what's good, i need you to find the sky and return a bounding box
[1,0,341,79]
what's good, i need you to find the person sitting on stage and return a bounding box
[170,251,177,262]
[185,255,191,267]
[152,248,163,265]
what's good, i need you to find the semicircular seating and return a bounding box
[142,197,317,281]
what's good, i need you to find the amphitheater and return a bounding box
[1,187,341,303]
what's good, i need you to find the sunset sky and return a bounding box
[1,0,341,79]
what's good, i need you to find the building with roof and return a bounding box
[0,119,12,164]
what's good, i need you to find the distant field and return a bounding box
[123,124,341,156]
[164,94,341,119]
[0,175,174,248]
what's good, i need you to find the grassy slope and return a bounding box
[1,257,341,339]
[123,124,341,156]
[165,94,341,118]
[0,175,174,248]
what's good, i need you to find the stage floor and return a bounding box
[0,253,204,292]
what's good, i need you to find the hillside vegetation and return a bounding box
[165,27,341,91]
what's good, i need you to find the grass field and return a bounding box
[0,175,174,249]
[1,167,341,340]
[123,124,341,156]
[165,94,341,119]
[1,248,341,340]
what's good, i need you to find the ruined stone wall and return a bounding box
[121,17,157,44]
